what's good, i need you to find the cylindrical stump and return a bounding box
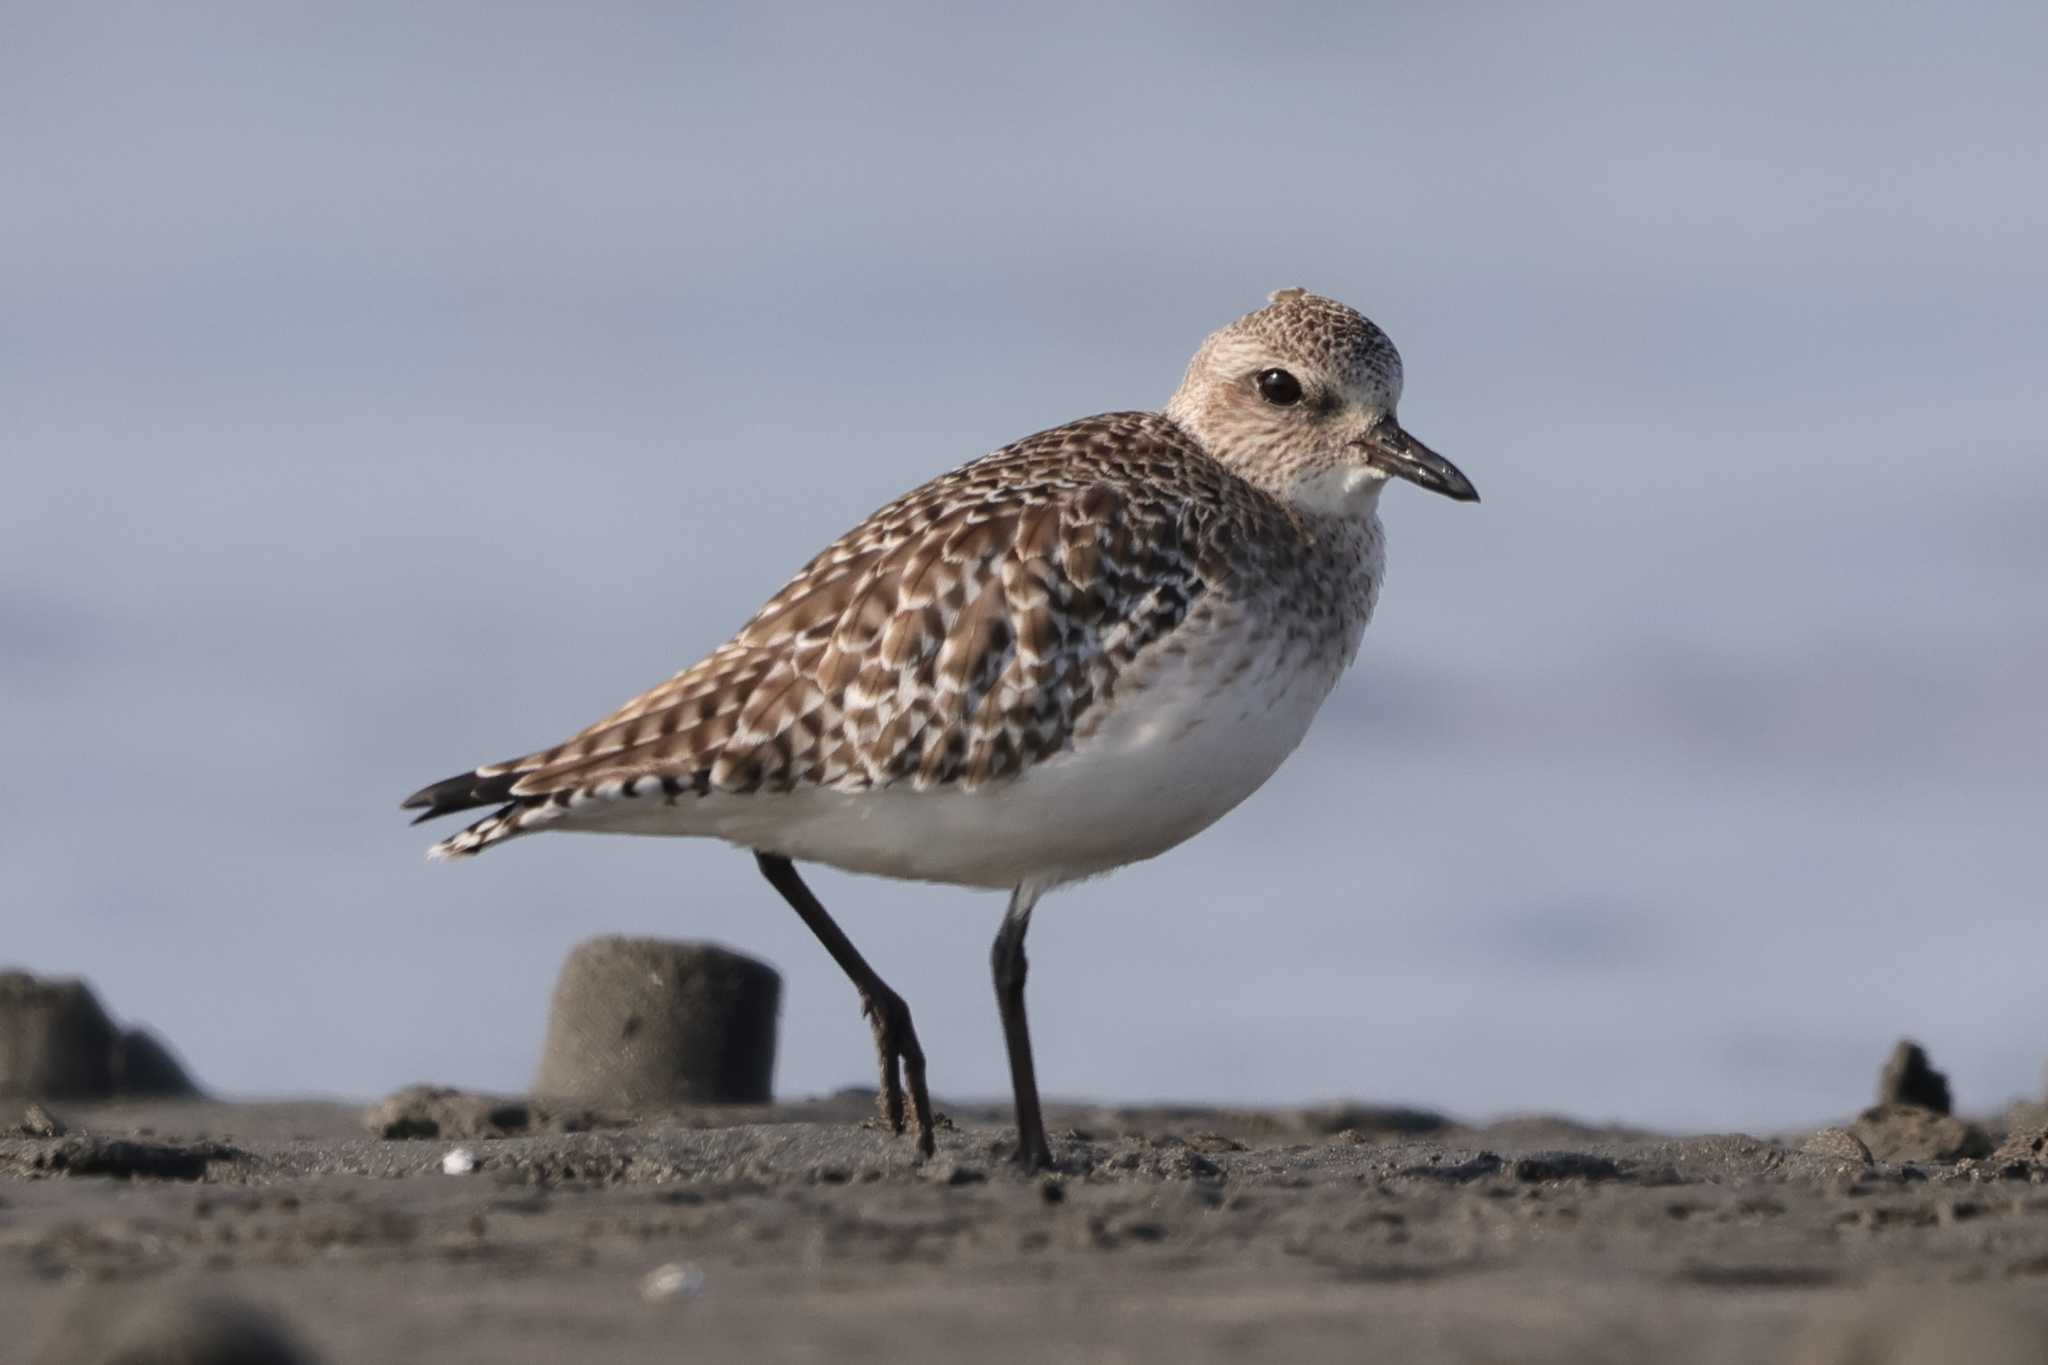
[114,1027,200,1097]
[0,971,119,1099]
[532,937,779,1105]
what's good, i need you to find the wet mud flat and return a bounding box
[5,1096,2048,1364]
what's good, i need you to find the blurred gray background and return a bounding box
[5,2,2043,1130]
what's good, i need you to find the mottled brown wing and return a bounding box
[486,418,1227,804]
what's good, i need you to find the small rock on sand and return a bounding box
[1800,1127,1873,1164]
[1296,1103,1450,1136]
[1878,1040,1952,1114]
[1987,1125,2048,1177]
[1846,1039,1989,1163]
[533,937,780,1107]
[362,1084,620,1140]
[6,1135,240,1181]
[16,1102,67,1137]
[1851,1104,1991,1164]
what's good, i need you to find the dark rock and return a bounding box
[363,1084,622,1140]
[1851,1104,1991,1164]
[7,1135,240,1181]
[114,1027,200,1097]
[532,937,780,1106]
[1510,1151,1621,1182]
[1297,1103,1450,1136]
[40,1291,322,1365]
[1400,1151,1505,1182]
[1878,1040,1952,1114]
[0,971,118,1098]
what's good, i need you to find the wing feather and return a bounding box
[411,411,1307,856]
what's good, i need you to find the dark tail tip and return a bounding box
[401,768,522,823]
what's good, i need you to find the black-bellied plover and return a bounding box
[404,289,1477,1169]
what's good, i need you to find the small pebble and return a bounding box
[641,1261,706,1302]
[19,1103,66,1137]
[1802,1127,1874,1165]
[925,1158,986,1186]
[441,1147,479,1175]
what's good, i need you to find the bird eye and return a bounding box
[1255,369,1303,406]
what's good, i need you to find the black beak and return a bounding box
[1358,421,1479,503]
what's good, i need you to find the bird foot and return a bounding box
[1010,1129,1055,1172]
[860,987,935,1157]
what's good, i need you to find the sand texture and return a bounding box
[6,1094,2048,1363]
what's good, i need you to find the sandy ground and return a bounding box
[5,1094,2048,1364]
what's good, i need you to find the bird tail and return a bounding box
[426,804,531,860]
[403,765,543,861]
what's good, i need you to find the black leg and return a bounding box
[992,884,1053,1170]
[755,852,934,1157]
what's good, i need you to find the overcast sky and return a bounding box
[5,2,2044,1130]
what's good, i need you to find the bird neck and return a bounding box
[1272,464,1388,520]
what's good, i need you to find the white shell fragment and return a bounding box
[640,1262,706,1302]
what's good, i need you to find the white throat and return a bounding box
[1282,464,1388,518]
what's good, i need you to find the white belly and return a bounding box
[563,627,1353,890]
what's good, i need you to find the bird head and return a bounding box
[1165,288,1477,514]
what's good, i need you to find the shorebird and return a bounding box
[403,289,1477,1170]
